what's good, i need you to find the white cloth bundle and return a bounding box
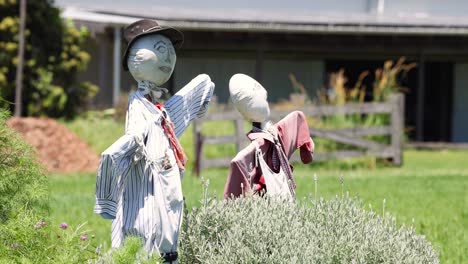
[229,73,270,123]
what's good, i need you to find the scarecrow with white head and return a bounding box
[224,74,314,199]
[94,19,214,263]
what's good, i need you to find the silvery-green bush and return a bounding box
[180,194,439,263]
[95,236,162,264]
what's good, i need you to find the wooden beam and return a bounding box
[416,54,425,141]
[198,110,243,121]
[310,129,386,150]
[201,102,394,122]
[99,33,110,105]
[204,135,237,145]
[194,97,405,171]
[199,104,393,125]
[290,148,395,162]
[271,103,393,118]
[193,120,202,176]
[180,31,468,56]
[335,126,392,136]
[201,126,392,145]
[112,26,122,106]
[201,157,232,170]
[390,93,404,166]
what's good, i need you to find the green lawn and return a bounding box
[54,117,467,263]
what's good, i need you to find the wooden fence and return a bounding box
[193,93,404,175]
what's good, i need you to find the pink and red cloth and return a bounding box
[224,111,314,198]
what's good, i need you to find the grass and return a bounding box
[52,116,467,263]
[62,116,125,154]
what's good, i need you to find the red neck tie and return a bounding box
[155,103,188,171]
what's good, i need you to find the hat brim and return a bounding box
[122,26,184,71]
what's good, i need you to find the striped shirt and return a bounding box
[94,74,214,255]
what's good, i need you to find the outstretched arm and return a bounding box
[275,111,315,163]
[165,74,215,138]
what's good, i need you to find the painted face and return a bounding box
[127,34,177,86]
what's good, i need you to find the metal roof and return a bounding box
[57,0,468,35]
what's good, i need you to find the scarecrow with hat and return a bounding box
[94,19,214,263]
[224,74,314,199]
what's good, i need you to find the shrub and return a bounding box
[0,214,100,263]
[0,109,163,263]
[0,1,97,118]
[0,109,100,262]
[95,236,162,264]
[180,193,439,263]
[1,213,157,263]
[0,109,48,222]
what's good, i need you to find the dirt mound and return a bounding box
[7,117,100,173]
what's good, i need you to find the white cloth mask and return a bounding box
[229,73,270,123]
[127,34,177,87]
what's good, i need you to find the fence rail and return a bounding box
[193,93,404,175]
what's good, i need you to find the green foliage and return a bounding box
[372,58,416,102]
[0,108,48,222]
[96,236,162,264]
[180,191,439,263]
[28,68,67,115]
[0,210,161,263]
[0,214,100,263]
[0,0,97,118]
[319,57,416,105]
[0,109,100,262]
[273,58,415,168]
[305,58,416,165]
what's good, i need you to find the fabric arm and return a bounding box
[223,159,252,199]
[196,81,215,118]
[94,153,119,219]
[165,74,215,138]
[94,135,140,219]
[125,96,148,162]
[276,111,314,163]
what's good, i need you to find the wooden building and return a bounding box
[56,0,468,142]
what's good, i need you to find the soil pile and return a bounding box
[7,117,100,173]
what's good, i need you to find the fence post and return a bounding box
[390,93,405,166]
[193,119,203,176]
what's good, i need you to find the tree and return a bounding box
[0,0,97,118]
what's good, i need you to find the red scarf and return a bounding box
[155,103,188,171]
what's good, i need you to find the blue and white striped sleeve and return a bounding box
[165,74,215,138]
[94,135,139,219]
[125,93,148,139]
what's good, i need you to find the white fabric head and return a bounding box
[127,34,176,87]
[229,73,270,123]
